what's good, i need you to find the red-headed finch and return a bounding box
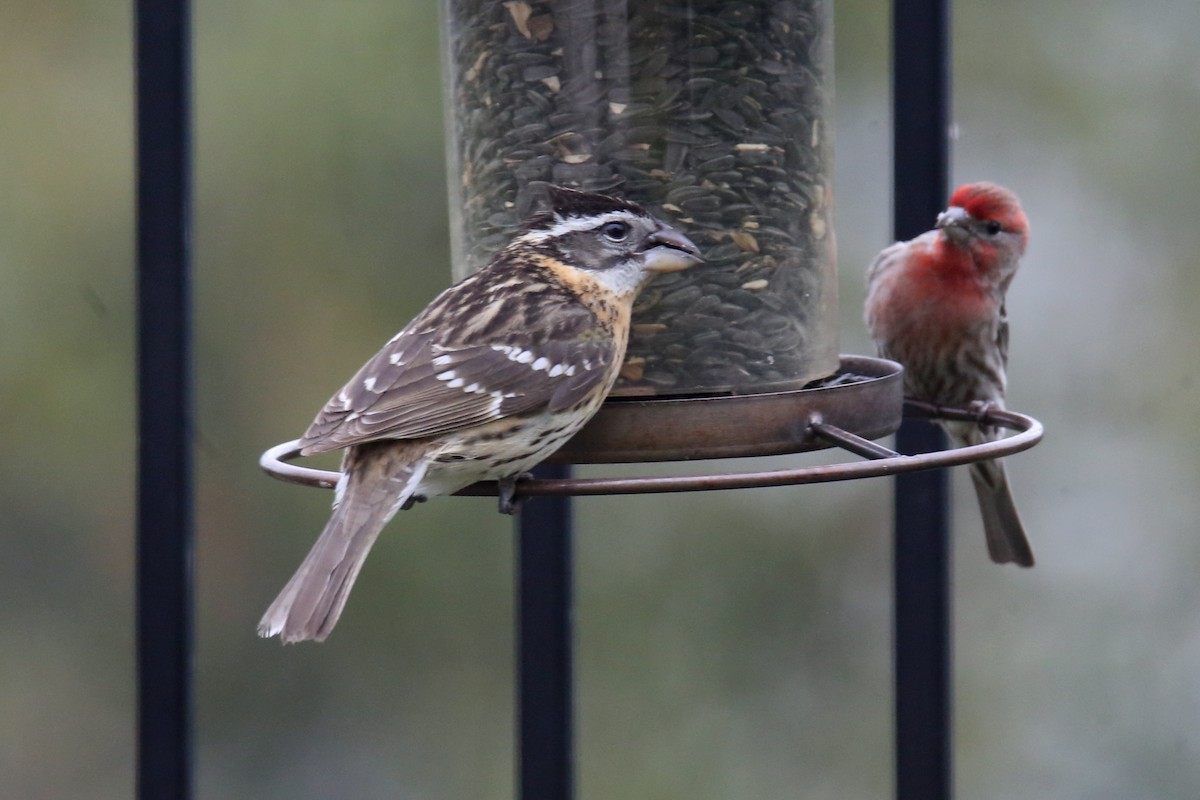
[865,182,1034,567]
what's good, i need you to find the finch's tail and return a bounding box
[258,441,428,643]
[968,455,1035,568]
[946,420,1035,568]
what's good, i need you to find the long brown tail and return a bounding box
[258,441,427,643]
[968,455,1034,567]
[945,420,1035,567]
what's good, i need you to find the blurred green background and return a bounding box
[3,0,1200,797]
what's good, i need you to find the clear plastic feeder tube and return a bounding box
[442,0,838,396]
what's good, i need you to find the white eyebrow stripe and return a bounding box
[515,211,643,243]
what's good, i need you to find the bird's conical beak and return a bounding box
[936,206,972,243]
[641,227,703,273]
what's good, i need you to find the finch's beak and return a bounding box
[640,227,703,273]
[936,206,972,244]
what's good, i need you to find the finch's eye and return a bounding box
[601,221,631,241]
[984,220,1003,236]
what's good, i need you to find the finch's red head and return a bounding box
[942,182,1029,250]
[935,182,1029,285]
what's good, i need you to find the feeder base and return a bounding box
[550,355,902,463]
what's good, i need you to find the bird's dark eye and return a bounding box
[601,221,631,241]
[984,220,1003,235]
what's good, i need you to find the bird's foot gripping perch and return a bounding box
[496,472,534,515]
[965,400,999,426]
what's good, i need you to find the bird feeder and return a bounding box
[441,0,839,399]
[258,3,1049,795]
[262,0,1047,494]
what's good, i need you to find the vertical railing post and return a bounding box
[892,1,953,799]
[516,464,574,800]
[135,1,194,798]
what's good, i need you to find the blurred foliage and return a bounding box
[2,0,1199,797]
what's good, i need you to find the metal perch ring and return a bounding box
[259,398,1042,500]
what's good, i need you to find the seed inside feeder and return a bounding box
[443,0,839,396]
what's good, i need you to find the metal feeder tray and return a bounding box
[260,355,1043,499]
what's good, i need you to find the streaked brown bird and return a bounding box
[260,187,702,642]
[864,181,1034,567]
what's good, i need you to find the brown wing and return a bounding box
[298,269,614,455]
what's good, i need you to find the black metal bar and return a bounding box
[135,1,193,799]
[516,463,574,800]
[892,1,952,799]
